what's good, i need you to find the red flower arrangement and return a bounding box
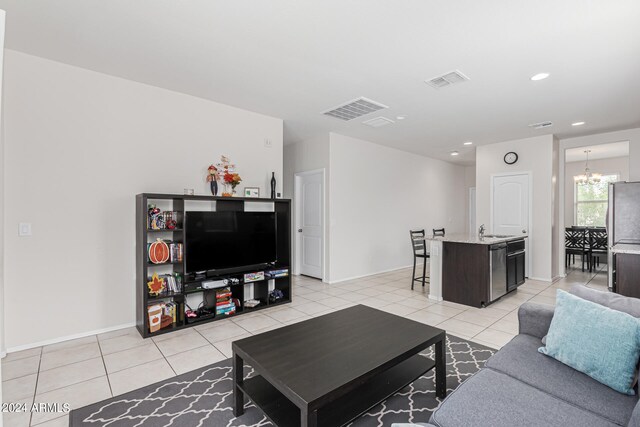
[224,172,242,190]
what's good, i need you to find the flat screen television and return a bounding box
[185,211,277,274]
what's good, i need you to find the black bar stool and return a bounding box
[433,228,445,237]
[410,229,429,290]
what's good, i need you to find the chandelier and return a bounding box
[574,149,601,185]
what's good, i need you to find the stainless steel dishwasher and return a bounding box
[489,243,507,302]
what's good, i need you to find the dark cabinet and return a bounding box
[616,253,640,299]
[507,240,526,292]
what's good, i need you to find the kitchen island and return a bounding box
[424,233,527,308]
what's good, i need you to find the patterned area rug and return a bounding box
[70,335,494,426]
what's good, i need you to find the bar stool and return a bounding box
[410,229,429,290]
[433,228,445,237]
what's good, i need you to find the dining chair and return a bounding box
[565,228,590,272]
[589,229,608,269]
[409,229,429,290]
[433,228,445,237]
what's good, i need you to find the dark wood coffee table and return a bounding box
[232,304,446,427]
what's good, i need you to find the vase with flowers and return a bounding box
[223,172,242,196]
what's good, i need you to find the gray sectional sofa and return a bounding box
[427,285,640,427]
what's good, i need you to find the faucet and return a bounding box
[479,224,485,238]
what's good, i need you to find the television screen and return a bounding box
[185,211,277,274]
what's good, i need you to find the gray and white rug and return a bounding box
[70,335,494,426]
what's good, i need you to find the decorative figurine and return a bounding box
[147,273,166,296]
[148,204,161,230]
[270,172,276,199]
[206,164,219,196]
[148,239,170,264]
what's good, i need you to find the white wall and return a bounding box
[476,135,556,281]
[328,133,466,283]
[564,156,629,225]
[0,10,6,426]
[283,135,331,281]
[2,50,283,350]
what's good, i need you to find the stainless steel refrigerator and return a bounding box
[607,181,640,292]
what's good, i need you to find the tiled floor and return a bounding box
[1,262,607,426]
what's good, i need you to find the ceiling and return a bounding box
[565,141,630,162]
[1,1,639,166]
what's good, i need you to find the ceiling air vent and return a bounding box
[362,116,394,128]
[528,121,554,130]
[322,97,388,121]
[425,70,470,89]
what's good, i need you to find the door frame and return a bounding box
[490,171,533,277]
[469,187,476,234]
[293,168,326,281]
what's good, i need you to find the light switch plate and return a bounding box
[19,223,32,236]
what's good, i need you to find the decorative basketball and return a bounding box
[149,239,170,264]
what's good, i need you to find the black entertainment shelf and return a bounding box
[136,193,292,338]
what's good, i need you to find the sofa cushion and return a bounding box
[429,368,618,427]
[570,284,640,317]
[486,334,638,426]
[539,290,640,395]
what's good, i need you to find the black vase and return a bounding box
[270,172,276,199]
[210,180,218,196]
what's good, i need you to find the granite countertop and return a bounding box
[422,233,527,245]
[611,243,640,255]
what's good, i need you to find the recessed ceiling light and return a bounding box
[572,121,585,126]
[463,141,473,146]
[396,115,406,120]
[531,73,550,81]
[450,151,459,156]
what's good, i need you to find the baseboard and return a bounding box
[0,350,6,359]
[5,322,137,354]
[528,276,553,283]
[328,264,416,284]
[428,294,443,302]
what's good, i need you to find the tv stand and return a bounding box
[136,193,292,339]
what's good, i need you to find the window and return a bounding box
[574,174,618,226]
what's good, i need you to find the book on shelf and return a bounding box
[148,272,183,297]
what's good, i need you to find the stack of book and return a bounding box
[266,268,289,278]
[169,242,183,262]
[215,287,236,316]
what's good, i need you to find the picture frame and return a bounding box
[244,187,260,198]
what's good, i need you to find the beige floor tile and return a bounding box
[36,357,105,394]
[198,322,249,343]
[453,311,498,328]
[488,299,522,312]
[42,336,97,354]
[32,414,69,426]
[40,343,102,372]
[360,297,391,309]
[515,285,541,295]
[153,331,209,358]
[378,304,418,317]
[439,301,471,310]
[251,324,284,335]
[357,287,385,297]
[265,307,308,323]
[166,344,227,375]
[1,396,33,427]
[103,342,164,373]
[436,318,485,337]
[488,318,520,335]
[472,339,501,350]
[99,333,147,355]
[423,304,465,317]
[1,355,41,381]
[473,329,517,348]
[501,310,519,323]
[283,314,314,325]
[405,310,450,326]
[293,302,334,316]
[2,347,42,363]
[529,295,557,306]
[467,306,509,319]
[151,326,198,342]
[232,314,281,333]
[97,326,139,342]
[317,296,353,308]
[287,296,312,306]
[212,334,252,358]
[108,358,175,396]
[2,373,37,401]
[32,376,111,425]
[396,297,432,310]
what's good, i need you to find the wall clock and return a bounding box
[504,152,518,165]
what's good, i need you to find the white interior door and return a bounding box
[295,170,324,279]
[492,173,531,274]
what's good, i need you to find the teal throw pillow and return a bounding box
[539,290,640,395]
